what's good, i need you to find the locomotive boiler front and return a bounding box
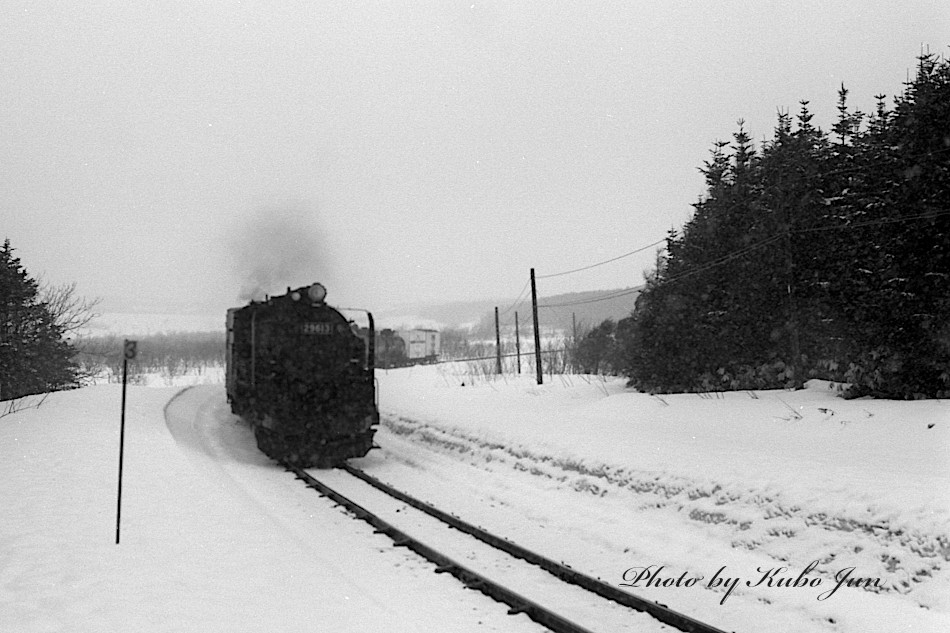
[225,283,378,468]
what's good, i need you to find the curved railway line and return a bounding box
[284,462,732,633]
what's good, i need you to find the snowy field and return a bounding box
[85,312,224,336]
[1,365,947,632]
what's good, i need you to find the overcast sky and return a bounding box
[2,1,947,316]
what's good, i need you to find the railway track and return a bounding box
[284,462,732,633]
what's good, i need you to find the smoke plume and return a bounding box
[231,203,329,302]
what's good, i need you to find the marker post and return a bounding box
[116,339,136,544]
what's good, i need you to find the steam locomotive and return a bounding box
[225,283,378,468]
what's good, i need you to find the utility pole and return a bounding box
[571,312,577,374]
[515,311,521,374]
[531,268,543,385]
[494,306,502,375]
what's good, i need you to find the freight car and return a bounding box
[225,283,378,468]
[374,328,440,368]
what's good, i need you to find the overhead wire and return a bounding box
[536,207,949,309]
[526,145,950,310]
[498,279,530,317]
[794,208,950,233]
[536,238,667,280]
[537,233,784,308]
[538,287,640,309]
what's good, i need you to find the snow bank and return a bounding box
[371,364,950,631]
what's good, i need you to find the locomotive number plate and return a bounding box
[302,322,334,335]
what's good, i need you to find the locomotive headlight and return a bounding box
[308,283,327,303]
[291,292,301,301]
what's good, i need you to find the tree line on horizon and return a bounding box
[577,53,949,399]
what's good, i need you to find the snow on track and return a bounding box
[313,466,682,633]
[0,384,547,633]
[161,384,549,633]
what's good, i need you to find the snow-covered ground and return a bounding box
[1,366,947,632]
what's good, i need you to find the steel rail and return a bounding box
[342,464,731,633]
[285,464,598,633]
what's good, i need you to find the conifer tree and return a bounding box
[834,54,950,397]
[0,240,78,400]
[574,319,618,375]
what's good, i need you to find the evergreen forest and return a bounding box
[607,53,950,398]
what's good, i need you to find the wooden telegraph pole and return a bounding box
[515,311,521,374]
[494,306,502,375]
[572,312,577,374]
[531,268,543,385]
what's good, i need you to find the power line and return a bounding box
[658,234,786,287]
[794,208,950,233]
[537,238,667,280]
[501,298,531,330]
[538,235,785,308]
[537,231,786,308]
[498,279,530,317]
[538,207,949,309]
[539,286,642,309]
[530,145,950,310]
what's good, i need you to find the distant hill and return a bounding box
[374,298,502,330]
[378,287,643,335]
[531,287,642,335]
[87,287,643,336]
